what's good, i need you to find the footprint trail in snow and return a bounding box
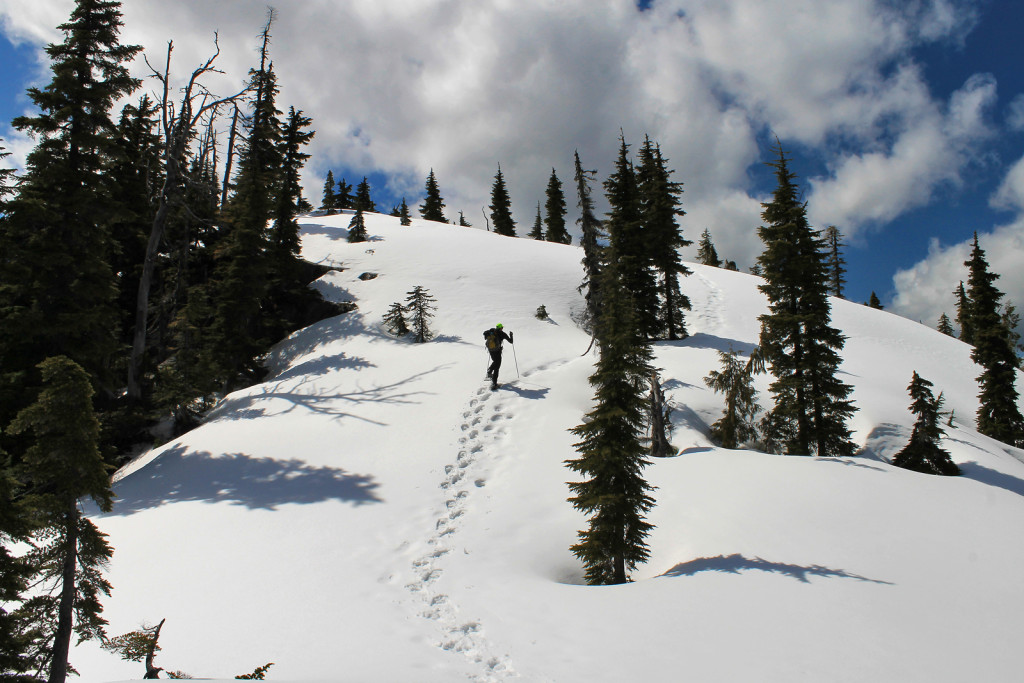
[405,383,518,681]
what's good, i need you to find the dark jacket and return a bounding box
[483,327,512,354]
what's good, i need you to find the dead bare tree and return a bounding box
[126,37,249,403]
[220,102,240,210]
[649,372,673,458]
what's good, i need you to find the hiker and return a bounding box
[483,323,513,389]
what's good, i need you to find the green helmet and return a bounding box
[496,323,503,329]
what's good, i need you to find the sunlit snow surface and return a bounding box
[82,212,1024,682]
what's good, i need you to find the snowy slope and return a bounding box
[76,212,1024,682]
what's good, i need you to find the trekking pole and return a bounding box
[512,341,520,378]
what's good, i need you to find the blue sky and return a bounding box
[2,0,1024,330]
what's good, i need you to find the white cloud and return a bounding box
[805,71,996,235]
[890,220,1024,333]
[0,0,990,253]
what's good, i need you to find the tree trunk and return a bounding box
[220,104,239,210]
[48,503,79,683]
[144,618,166,679]
[126,153,181,403]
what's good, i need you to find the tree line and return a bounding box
[0,1,343,679]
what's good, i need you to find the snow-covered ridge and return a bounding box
[82,212,1024,682]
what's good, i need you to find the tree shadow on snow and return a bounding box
[103,444,384,516]
[299,222,343,237]
[658,333,758,357]
[958,461,1024,499]
[659,554,892,585]
[270,352,375,383]
[207,365,449,427]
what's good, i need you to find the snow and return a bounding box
[77,212,1024,682]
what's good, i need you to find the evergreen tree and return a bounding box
[704,349,761,449]
[543,168,570,244]
[0,139,15,204]
[8,357,114,683]
[398,198,412,226]
[321,170,337,214]
[382,302,409,337]
[335,177,352,211]
[529,202,544,240]
[954,281,973,345]
[574,150,606,332]
[269,107,314,265]
[892,372,960,475]
[867,292,883,309]
[263,106,320,344]
[0,0,141,433]
[419,169,447,222]
[353,177,375,212]
[756,143,856,457]
[566,256,656,585]
[458,210,471,227]
[604,134,660,341]
[207,15,282,388]
[404,286,437,343]
[696,228,722,267]
[636,137,691,340]
[823,225,847,298]
[489,165,516,237]
[937,312,955,336]
[964,233,1024,446]
[0,448,32,679]
[347,209,368,243]
[1001,301,1022,355]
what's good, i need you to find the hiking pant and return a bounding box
[487,349,503,381]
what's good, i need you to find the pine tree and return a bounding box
[0,0,141,433]
[489,165,516,236]
[574,150,606,332]
[636,137,691,340]
[404,286,437,343]
[458,211,471,227]
[704,349,761,449]
[335,178,352,211]
[398,198,412,226]
[954,281,973,345]
[823,225,847,299]
[1001,301,1022,355]
[964,233,1024,446]
[207,14,282,388]
[0,139,15,204]
[419,169,447,222]
[892,372,960,475]
[8,356,114,683]
[696,228,722,267]
[269,107,314,265]
[353,177,375,213]
[321,170,337,214]
[543,168,570,244]
[347,209,368,243]
[756,143,856,457]
[0,448,32,679]
[937,312,954,336]
[566,256,656,585]
[529,202,544,239]
[867,292,883,309]
[383,302,409,337]
[604,134,660,341]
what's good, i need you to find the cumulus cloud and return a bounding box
[0,0,993,255]
[890,221,1024,334]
